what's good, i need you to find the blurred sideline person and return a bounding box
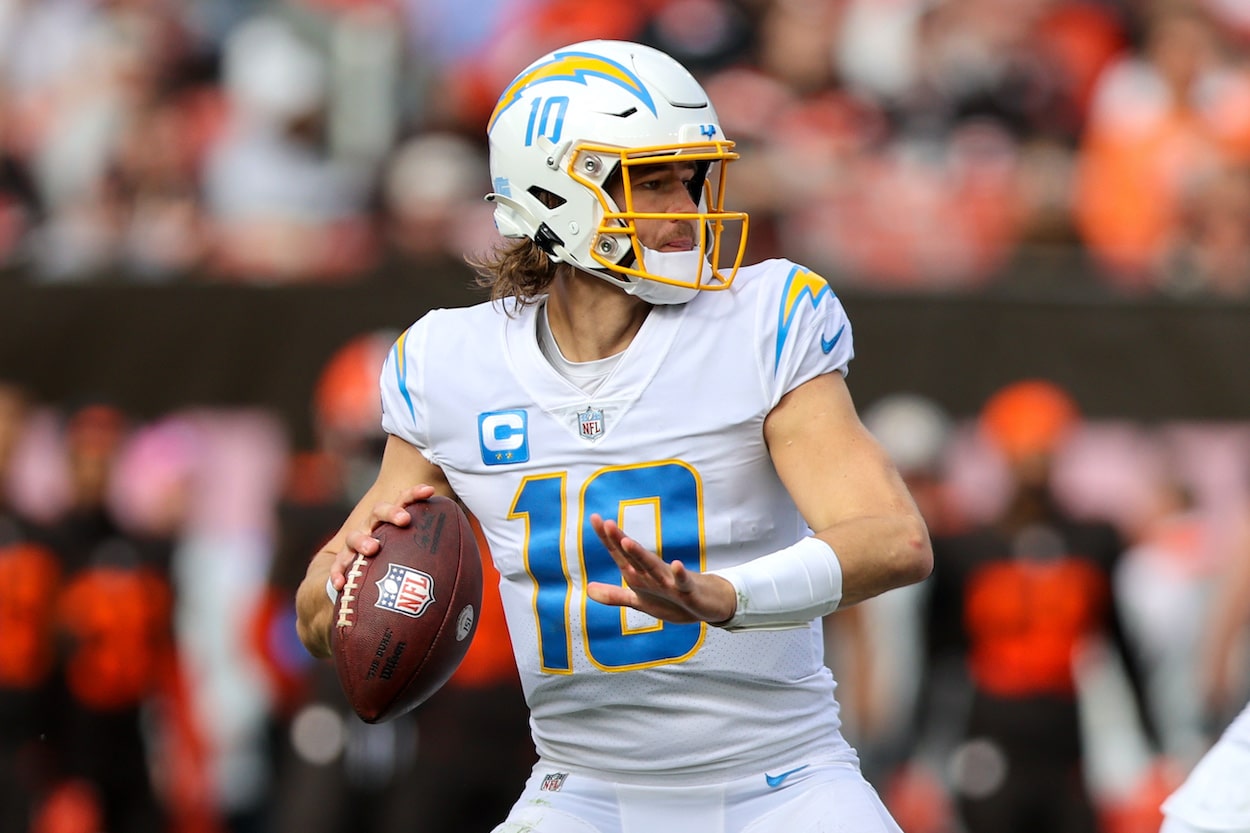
[35,402,214,833]
[1158,503,1250,833]
[0,381,63,832]
[296,39,931,833]
[856,394,958,761]
[912,380,1166,833]
[858,393,963,832]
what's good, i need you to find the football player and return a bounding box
[297,39,932,833]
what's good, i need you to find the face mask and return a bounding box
[620,247,709,305]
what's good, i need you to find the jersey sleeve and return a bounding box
[761,262,854,406]
[379,313,433,453]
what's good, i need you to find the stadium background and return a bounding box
[1,1,1249,833]
[2,278,1249,447]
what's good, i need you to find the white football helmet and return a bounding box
[485,40,749,304]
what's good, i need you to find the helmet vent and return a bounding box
[528,186,566,209]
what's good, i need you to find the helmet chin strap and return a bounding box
[620,279,698,305]
[578,246,706,305]
[622,247,705,304]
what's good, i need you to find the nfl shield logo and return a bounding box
[540,772,568,792]
[576,408,604,440]
[375,563,435,618]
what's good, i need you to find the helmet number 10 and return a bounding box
[525,96,569,147]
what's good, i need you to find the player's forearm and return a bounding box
[821,512,932,608]
[709,512,930,631]
[296,549,338,659]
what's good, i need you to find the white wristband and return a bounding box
[326,576,339,605]
[706,537,843,632]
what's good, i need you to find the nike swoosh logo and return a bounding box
[821,325,845,354]
[764,764,810,788]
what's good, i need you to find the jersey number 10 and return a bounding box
[509,461,706,673]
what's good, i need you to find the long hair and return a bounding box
[465,238,561,312]
[467,185,578,312]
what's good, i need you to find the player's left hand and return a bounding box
[585,514,737,625]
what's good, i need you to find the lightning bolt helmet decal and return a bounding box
[488,51,657,134]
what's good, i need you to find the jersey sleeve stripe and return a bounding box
[775,265,833,375]
[391,329,416,422]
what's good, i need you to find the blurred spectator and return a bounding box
[0,380,31,531]
[899,380,1168,833]
[201,14,378,282]
[32,401,215,833]
[1160,160,1250,297]
[1157,492,1250,833]
[1074,1,1250,292]
[0,0,1247,292]
[1,0,204,281]
[755,0,843,95]
[636,0,755,77]
[0,382,62,833]
[885,0,1079,142]
[1115,470,1226,767]
[0,84,43,271]
[1194,480,1250,728]
[433,0,652,132]
[108,83,216,283]
[798,0,1078,289]
[782,118,1026,290]
[379,131,497,267]
[161,409,288,833]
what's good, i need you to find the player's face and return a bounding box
[608,161,699,252]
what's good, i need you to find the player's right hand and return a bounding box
[586,513,738,625]
[330,484,436,589]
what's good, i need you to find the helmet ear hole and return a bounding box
[528,186,566,209]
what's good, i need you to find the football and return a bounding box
[331,496,483,723]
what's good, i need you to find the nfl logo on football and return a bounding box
[577,408,604,441]
[375,564,435,618]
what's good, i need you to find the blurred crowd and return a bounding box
[2,351,1249,833]
[0,334,535,833]
[0,0,1248,295]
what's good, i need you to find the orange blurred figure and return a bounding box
[980,378,1080,464]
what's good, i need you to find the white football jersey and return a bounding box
[380,258,859,785]
[1161,701,1250,829]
